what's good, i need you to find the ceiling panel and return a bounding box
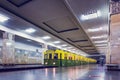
[7,0,32,7]
[44,16,79,32]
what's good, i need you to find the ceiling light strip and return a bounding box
[81,11,101,20]
[91,35,108,39]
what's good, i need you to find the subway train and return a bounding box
[44,49,97,67]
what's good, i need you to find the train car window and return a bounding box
[65,54,67,59]
[69,57,70,60]
[69,56,72,60]
[60,53,62,59]
[44,54,48,59]
[54,53,58,59]
[49,53,52,59]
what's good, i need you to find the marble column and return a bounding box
[42,44,48,64]
[106,41,111,64]
[2,32,15,65]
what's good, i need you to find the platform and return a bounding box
[0,64,57,72]
[0,65,118,80]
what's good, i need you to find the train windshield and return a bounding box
[54,53,58,59]
[65,54,67,59]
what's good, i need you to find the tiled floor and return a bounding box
[0,65,119,80]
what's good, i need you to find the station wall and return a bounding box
[0,39,44,64]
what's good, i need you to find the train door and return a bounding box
[60,53,62,67]
[64,53,67,66]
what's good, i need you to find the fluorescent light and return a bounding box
[87,27,103,32]
[91,35,108,39]
[42,36,51,40]
[61,44,67,47]
[96,44,107,46]
[53,41,61,44]
[81,11,101,20]
[6,42,12,46]
[0,14,9,22]
[94,40,107,43]
[25,28,36,33]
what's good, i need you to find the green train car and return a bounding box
[44,49,96,67]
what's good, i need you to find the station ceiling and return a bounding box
[0,0,109,55]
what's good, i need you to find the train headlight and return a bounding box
[45,62,48,64]
[53,62,55,65]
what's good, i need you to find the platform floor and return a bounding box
[0,64,43,69]
[0,64,46,72]
[0,65,119,80]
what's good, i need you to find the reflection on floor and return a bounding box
[0,65,119,80]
